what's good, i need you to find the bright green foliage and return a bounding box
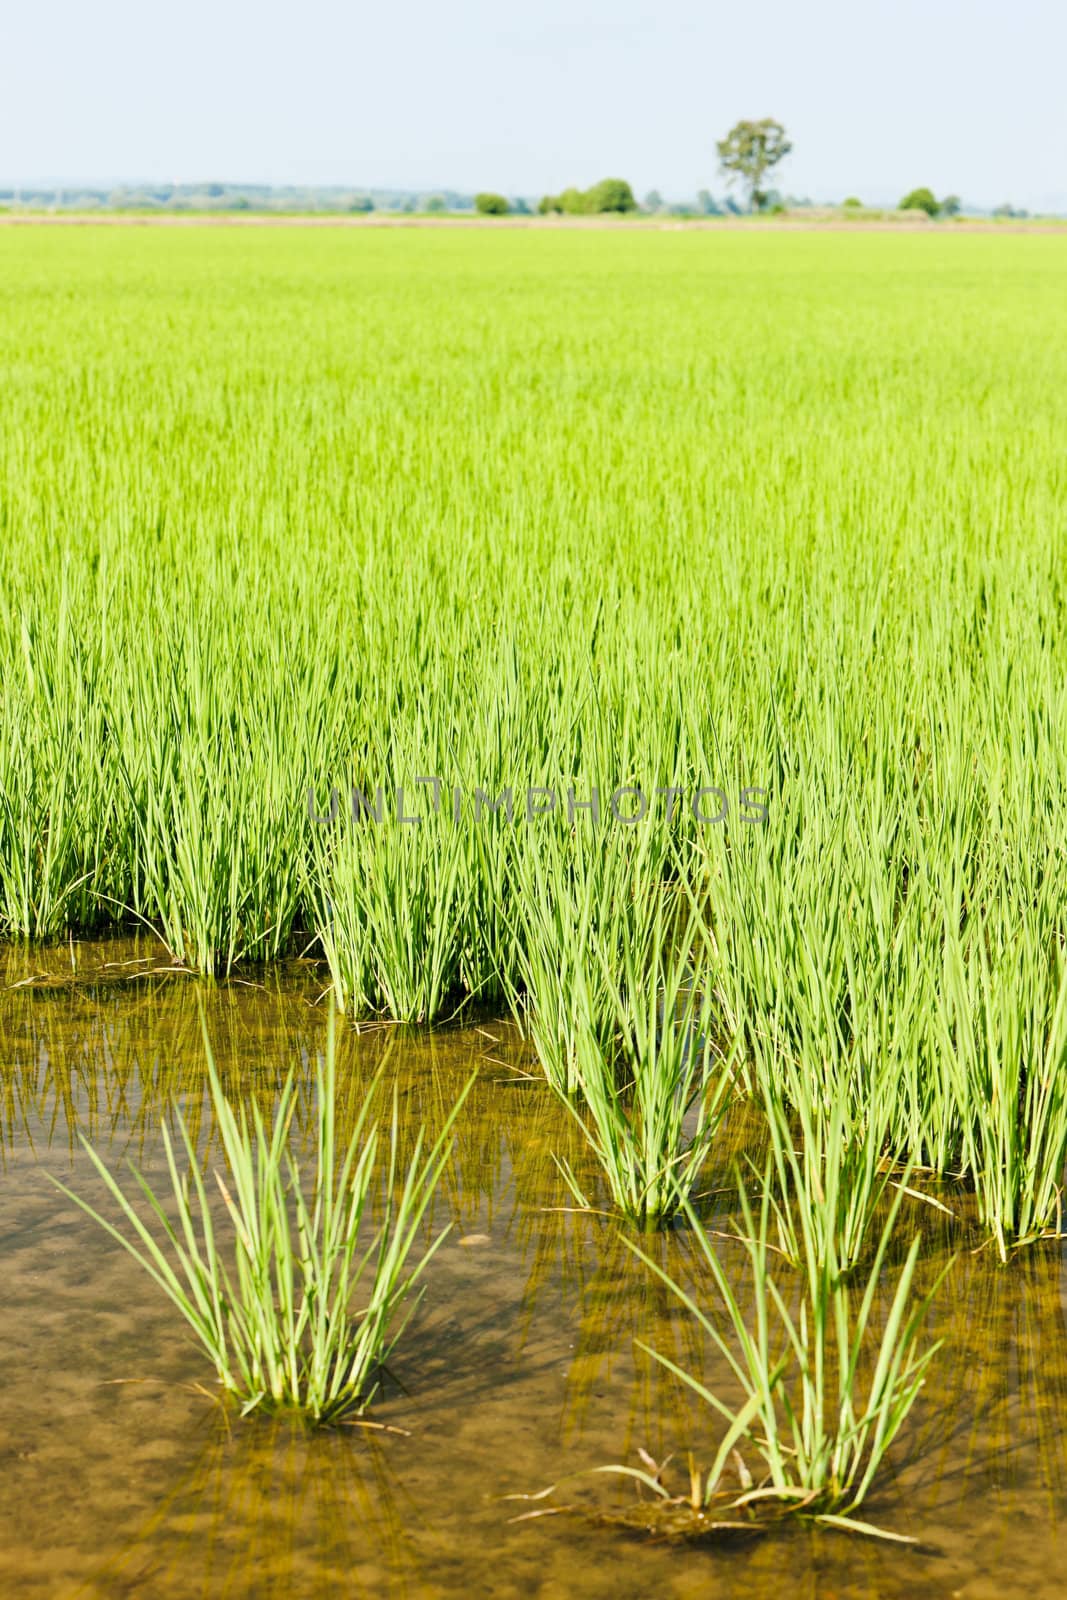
[583,178,637,213]
[756,1072,902,1279]
[474,192,509,216]
[550,886,733,1228]
[50,1010,472,1421]
[2,230,1067,1259]
[936,929,1067,1259]
[900,186,939,215]
[627,1178,951,1533]
[538,178,636,214]
[506,828,674,1098]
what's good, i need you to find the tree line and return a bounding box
[475,119,983,219]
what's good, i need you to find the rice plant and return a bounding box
[311,809,469,1023]
[622,1174,951,1537]
[50,1009,473,1421]
[745,1038,934,1278]
[936,924,1067,1259]
[552,891,734,1229]
[506,828,672,1098]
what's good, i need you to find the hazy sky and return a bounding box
[4,0,1065,209]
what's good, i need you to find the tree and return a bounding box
[939,194,961,217]
[425,195,446,213]
[475,192,509,216]
[842,196,862,208]
[643,189,664,213]
[900,187,939,216]
[538,178,637,216]
[584,178,637,213]
[716,119,792,211]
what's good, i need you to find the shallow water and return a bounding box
[1,940,1065,1597]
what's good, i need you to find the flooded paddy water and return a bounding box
[1,939,1066,1599]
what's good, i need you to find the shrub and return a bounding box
[475,192,509,216]
[538,179,637,216]
[584,178,637,214]
[900,187,939,216]
[842,196,862,208]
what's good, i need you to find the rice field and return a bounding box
[1,225,1067,1590]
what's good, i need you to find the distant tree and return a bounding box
[939,193,961,216]
[425,194,446,213]
[511,196,531,215]
[696,188,722,215]
[475,192,509,215]
[842,196,862,208]
[538,179,637,216]
[716,118,792,210]
[349,196,374,213]
[584,177,637,213]
[643,189,664,213]
[900,187,939,216]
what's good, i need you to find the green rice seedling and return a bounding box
[755,1072,903,1278]
[936,924,1067,1260]
[50,1009,473,1421]
[311,807,469,1023]
[0,606,119,939]
[621,1173,950,1538]
[2,227,1067,1196]
[113,609,343,976]
[506,827,672,1099]
[554,892,734,1229]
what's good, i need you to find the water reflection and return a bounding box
[74,1415,415,1600]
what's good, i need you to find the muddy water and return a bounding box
[0,940,1065,1598]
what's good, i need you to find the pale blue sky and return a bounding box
[4,0,1064,210]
